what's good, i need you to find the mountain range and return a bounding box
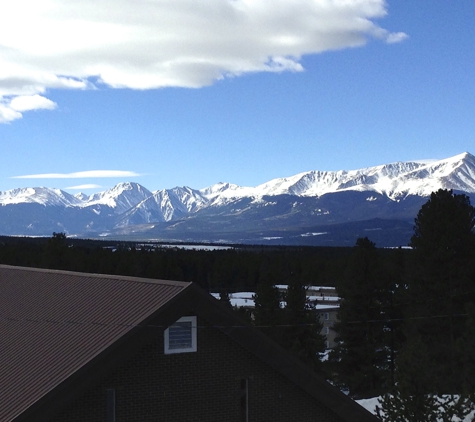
[2,152,475,247]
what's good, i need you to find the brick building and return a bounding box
[317,305,339,349]
[0,265,377,422]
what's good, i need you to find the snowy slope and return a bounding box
[74,192,89,202]
[200,152,475,203]
[169,186,209,213]
[115,186,208,226]
[80,182,153,214]
[0,187,81,207]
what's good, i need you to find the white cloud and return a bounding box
[386,32,409,44]
[0,0,407,122]
[66,184,103,190]
[11,170,140,179]
[0,104,22,123]
[9,95,57,112]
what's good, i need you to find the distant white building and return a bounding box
[214,285,340,350]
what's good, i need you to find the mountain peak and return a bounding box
[0,187,80,206]
[74,192,89,201]
[84,182,153,213]
[200,182,243,197]
[449,151,475,165]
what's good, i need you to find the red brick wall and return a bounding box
[47,317,345,422]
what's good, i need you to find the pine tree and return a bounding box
[407,189,475,392]
[455,302,475,405]
[377,332,474,422]
[43,232,69,269]
[410,189,475,258]
[219,289,232,308]
[282,276,326,370]
[376,334,440,422]
[332,238,397,398]
[253,273,283,343]
[377,190,475,421]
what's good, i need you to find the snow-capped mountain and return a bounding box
[170,186,208,213]
[198,152,475,203]
[81,182,153,214]
[114,186,209,227]
[0,187,81,207]
[74,192,89,202]
[1,152,475,246]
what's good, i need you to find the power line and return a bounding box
[0,310,469,330]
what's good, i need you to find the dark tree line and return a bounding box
[0,236,351,293]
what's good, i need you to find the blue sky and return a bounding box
[1,0,474,194]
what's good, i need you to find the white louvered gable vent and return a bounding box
[164,316,197,354]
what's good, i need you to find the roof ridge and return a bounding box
[0,264,192,288]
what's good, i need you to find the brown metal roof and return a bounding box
[0,265,190,422]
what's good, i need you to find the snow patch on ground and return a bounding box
[356,397,475,421]
[301,232,328,237]
[356,397,380,415]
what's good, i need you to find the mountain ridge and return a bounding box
[1,152,474,246]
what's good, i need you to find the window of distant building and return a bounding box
[324,326,330,335]
[324,312,329,321]
[164,316,197,354]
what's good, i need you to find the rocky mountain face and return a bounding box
[1,152,475,247]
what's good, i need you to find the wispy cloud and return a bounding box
[66,184,103,190]
[0,0,407,122]
[386,32,409,44]
[11,170,140,179]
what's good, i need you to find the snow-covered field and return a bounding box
[356,397,380,415]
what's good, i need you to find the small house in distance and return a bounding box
[306,286,340,350]
[0,265,376,422]
[317,305,339,349]
[277,284,340,350]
